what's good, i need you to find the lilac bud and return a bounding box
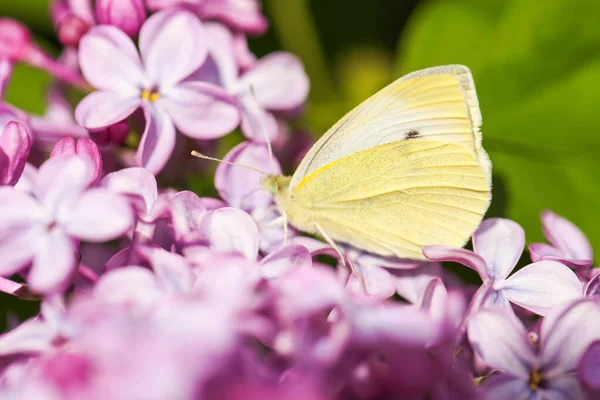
[51,137,103,184]
[88,121,130,146]
[0,18,32,61]
[57,13,91,47]
[95,0,146,37]
[0,120,31,186]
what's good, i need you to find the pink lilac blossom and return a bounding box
[0,2,599,399]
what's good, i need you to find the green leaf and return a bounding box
[396,0,600,250]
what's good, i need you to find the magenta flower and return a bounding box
[468,300,600,399]
[0,155,133,293]
[424,218,582,316]
[0,110,31,186]
[75,9,239,174]
[195,23,309,141]
[530,210,594,272]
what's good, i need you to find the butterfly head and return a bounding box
[262,175,291,196]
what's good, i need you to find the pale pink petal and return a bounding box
[579,340,600,392]
[239,52,309,110]
[78,25,145,95]
[61,188,133,241]
[204,22,238,88]
[0,319,54,356]
[214,141,281,210]
[0,226,43,276]
[467,309,534,377]
[480,374,531,400]
[529,242,563,262]
[260,244,311,279]
[417,278,448,322]
[101,167,158,215]
[0,186,45,230]
[540,299,600,373]
[75,90,140,130]
[499,261,582,316]
[135,106,177,174]
[169,190,207,242]
[472,218,524,281]
[139,9,206,89]
[393,261,442,304]
[545,375,587,399]
[93,266,162,306]
[542,210,593,261]
[200,207,259,260]
[13,162,37,194]
[34,155,93,214]
[201,0,268,35]
[422,245,488,281]
[0,121,31,186]
[28,228,77,293]
[584,273,600,298]
[239,99,279,142]
[354,264,396,299]
[137,246,193,293]
[233,32,257,70]
[160,82,239,139]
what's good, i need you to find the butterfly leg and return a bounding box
[266,211,290,245]
[312,221,348,270]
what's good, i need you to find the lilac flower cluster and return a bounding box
[0,1,599,399]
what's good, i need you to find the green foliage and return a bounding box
[396,0,600,250]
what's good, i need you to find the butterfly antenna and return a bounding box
[191,151,270,176]
[248,84,276,171]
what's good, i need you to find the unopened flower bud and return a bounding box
[0,18,32,61]
[51,137,103,184]
[57,13,91,47]
[95,0,146,37]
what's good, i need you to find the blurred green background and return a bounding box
[1,0,599,285]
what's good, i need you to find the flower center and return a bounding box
[529,370,542,390]
[141,89,160,103]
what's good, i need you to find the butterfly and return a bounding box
[262,65,492,260]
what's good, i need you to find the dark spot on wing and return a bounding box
[405,130,420,139]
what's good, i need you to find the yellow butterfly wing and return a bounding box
[289,65,490,192]
[286,139,490,260]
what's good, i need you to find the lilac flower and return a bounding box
[468,299,600,399]
[530,210,594,276]
[195,23,309,141]
[0,155,133,293]
[75,9,239,173]
[95,0,146,37]
[0,110,30,186]
[579,340,600,394]
[51,0,95,47]
[424,218,582,316]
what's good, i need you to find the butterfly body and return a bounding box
[265,65,492,260]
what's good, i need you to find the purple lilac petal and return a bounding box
[95,0,146,37]
[352,263,396,298]
[585,273,600,298]
[28,228,77,293]
[200,207,259,260]
[528,243,564,262]
[472,218,525,281]
[542,210,593,261]
[169,190,207,242]
[417,278,448,322]
[540,299,600,374]
[499,261,582,316]
[422,245,489,281]
[467,308,534,377]
[34,156,92,215]
[392,261,442,303]
[139,9,206,90]
[543,375,587,400]
[135,106,176,174]
[0,186,44,229]
[238,91,279,142]
[579,340,600,392]
[0,319,55,356]
[238,52,309,111]
[101,167,158,216]
[260,244,311,279]
[50,137,103,184]
[0,225,43,276]
[93,266,162,306]
[61,189,133,241]
[480,374,533,400]
[75,90,140,129]
[203,22,239,88]
[201,0,268,35]
[137,246,193,293]
[161,81,239,139]
[78,25,145,95]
